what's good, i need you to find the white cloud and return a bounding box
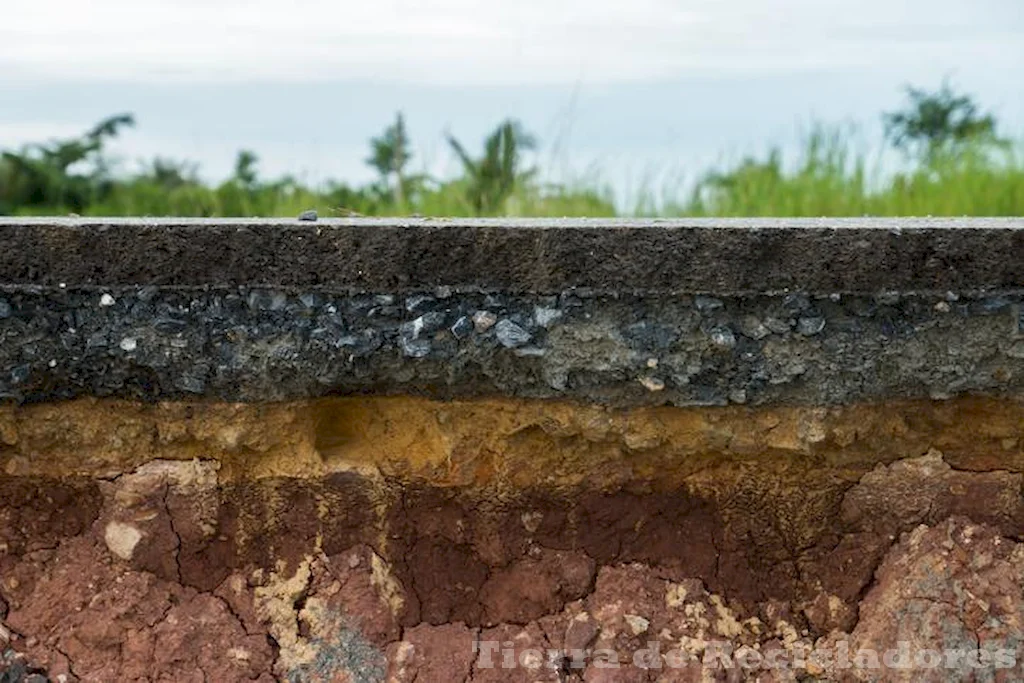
[2,0,1020,85]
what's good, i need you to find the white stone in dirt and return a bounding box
[99,293,116,307]
[472,310,498,332]
[104,521,142,560]
[625,614,650,635]
[639,376,665,392]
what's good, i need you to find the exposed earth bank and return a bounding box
[2,396,1024,681]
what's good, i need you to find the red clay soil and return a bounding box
[2,396,1024,681]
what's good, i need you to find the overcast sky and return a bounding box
[1,0,1022,199]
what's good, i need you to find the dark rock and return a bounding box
[298,292,322,310]
[401,337,431,358]
[495,320,531,348]
[153,317,188,334]
[0,649,51,683]
[400,312,446,345]
[9,365,29,385]
[405,295,435,313]
[85,332,108,349]
[694,295,723,312]
[175,371,207,394]
[782,292,810,313]
[796,316,826,336]
[450,316,474,340]
[708,326,735,349]
[764,316,791,334]
[246,290,287,312]
[737,315,770,340]
[418,311,446,335]
[297,210,318,221]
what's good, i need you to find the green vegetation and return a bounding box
[1,83,1020,218]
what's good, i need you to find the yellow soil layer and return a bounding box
[2,395,1023,488]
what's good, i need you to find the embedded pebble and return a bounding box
[738,315,770,340]
[401,337,431,358]
[473,311,498,331]
[401,312,446,341]
[639,376,665,392]
[247,290,287,311]
[694,296,723,312]
[709,326,736,348]
[496,320,532,348]
[624,614,650,635]
[765,317,792,334]
[782,292,810,313]
[450,316,474,339]
[405,295,435,313]
[797,316,826,336]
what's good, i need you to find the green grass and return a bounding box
[8,130,1024,218]
[71,176,622,219]
[669,130,1024,217]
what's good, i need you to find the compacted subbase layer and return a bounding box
[3,218,1024,682]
